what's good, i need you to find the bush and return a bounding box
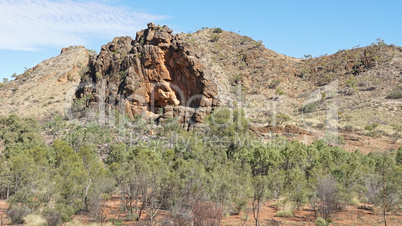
[192,202,223,225]
[211,33,220,42]
[269,79,281,89]
[213,27,223,33]
[387,86,402,99]
[343,125,354,132]
[315,217,327,226]
[43,210,61,226]
[274,210,294,218]
[7,205,31,225]
[300,102,317,113]
[125,212,137,221]
[364,122,379,131]
[275,87,285,95]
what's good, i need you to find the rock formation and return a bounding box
[77,23,219,129]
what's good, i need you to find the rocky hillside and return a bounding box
[0,46,89,118]
[0,23,401,150]
[179,29,402,133]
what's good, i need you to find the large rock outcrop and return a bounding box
[77,23,219,129]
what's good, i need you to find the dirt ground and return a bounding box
[1,198,401,225]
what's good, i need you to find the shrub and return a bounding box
[125,212,137,221]
[42,210,62,226]
[343,125,354,132]
[7,205,31,225]
[269,79,281,89]
[96,72,102,80]
[192,202,223,226]
[275,113,290,125]
[275,87,285,95]
[211,33,220,42]
[79,66,89,78]
[364,122,379,131]
[300,102,317,113]
[274,210,294,218]
[387,86,402,99]
[213,27,223,33]
[315,217,327,226]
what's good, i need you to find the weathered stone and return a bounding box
[76,24,219,128]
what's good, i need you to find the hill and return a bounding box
[0,23,401,152]
[0,23,401,226]
[0,46,90,118]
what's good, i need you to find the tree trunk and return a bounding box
[6,183,9,200]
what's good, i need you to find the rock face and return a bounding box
[77,23,219,129]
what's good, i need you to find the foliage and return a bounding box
[274,210,294,218]
[7,205,31,225]
[315,217,327,226]
[300,102,317,113]
[42,209,62,226]
[211,33,220,42]
[365,122,379,131]
[0,114,44,157]
[387,85,402,99]
[213,27,223,33]
[275,87,285,95]
[0,112,401,224]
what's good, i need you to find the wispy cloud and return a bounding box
[0,0,165,50]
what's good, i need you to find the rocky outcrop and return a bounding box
[77,23,219,129]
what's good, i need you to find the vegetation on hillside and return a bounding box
[0,110,401,225]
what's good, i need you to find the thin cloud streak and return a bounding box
[0,0,165,50]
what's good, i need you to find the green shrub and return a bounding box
[387,86,402,99]
[275,113,290,125]
[364,122,379,131]
[274,210,294,218]
[211,33,220,42]
[7,205,31,225]
[213,27,223,33]
[315,217,327,226]
[300,102,317,113]
[275,87,285,95]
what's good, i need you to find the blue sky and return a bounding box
[1,0,401,81]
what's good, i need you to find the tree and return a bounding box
[251,175,268,226]
[204,107,250,160]
[316,176,338,220]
